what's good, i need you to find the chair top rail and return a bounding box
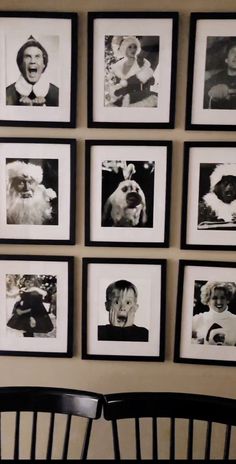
[0,386,103,419]
[103,392,236,426]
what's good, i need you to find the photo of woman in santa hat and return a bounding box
[104,35,159,107]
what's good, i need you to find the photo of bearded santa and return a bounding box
[6,159,58,225]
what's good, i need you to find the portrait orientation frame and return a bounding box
[0,137,76,245]
[0,254,74,357]
[174,260,236,367]
[0,11,77,128]
[186,12,236,131]
[181,141,236,251]
[82,257,166,362]
[87,12,178,128]
[85,140,172,248]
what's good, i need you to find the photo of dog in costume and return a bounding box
[102,160,154,228]
[198,163,236,229]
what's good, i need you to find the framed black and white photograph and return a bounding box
[181,142,236,250]
[85,140,171,247]
[186,13,236,130]
[0,255,74,357]
[0,12,77,127]
[174,260,236,366]
[87,12,178,128]
[82,258,166,361]
[0,137,76,244]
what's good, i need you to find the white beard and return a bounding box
[7,186,53,225]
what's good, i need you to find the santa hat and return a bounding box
[112,36,141,59]
[210,163,236,190]
[6,161,43,184]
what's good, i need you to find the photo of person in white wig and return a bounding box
[6,159,57,225]
[104,35,159,107]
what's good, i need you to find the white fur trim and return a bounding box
[7,161,43,184]
[136,64,153,83]
[210,164,236,189]
[203,192,236,222]
[15,74,50,97]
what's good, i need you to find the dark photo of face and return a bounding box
[214,176,236,204]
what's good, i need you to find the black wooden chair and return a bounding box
[0,386,103,460]
[103,392,236,460]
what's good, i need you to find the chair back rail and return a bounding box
[0,386,103,460]
[103,392,236,460]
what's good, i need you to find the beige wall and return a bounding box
[1,0,236,458]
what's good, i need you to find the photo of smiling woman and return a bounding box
[98,279,149,342]
[192,280,236,346]
[6,35,59,107]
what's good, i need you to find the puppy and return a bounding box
[102,179,147,227]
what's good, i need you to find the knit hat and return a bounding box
[16,35,48,72]
[210,164,236,191]
[112,35,141,59]
[6,161,43,184]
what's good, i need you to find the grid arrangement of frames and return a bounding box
[2,8,236,365]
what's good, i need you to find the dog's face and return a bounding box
[103,179,147,227]
[214,175,236,204]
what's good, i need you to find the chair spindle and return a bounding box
[14,411,20,460]
[205,420,212,460]
[187,418,194,460]
[81,417,93,460]
[46,412,55,460]
[152,417,158,460]
[224,424,231,460]
[30,411,38,460]
[135,417,141,460]
[112,419,120,460]
[170,417,175,460]
[62,414,72,460]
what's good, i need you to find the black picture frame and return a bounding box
[174,260,236,366]
[181,141,236,251]
[87,11,178,128]
[82,257,166,361]
[1,254,74,357]
[186,12,236,131]
[0,137,76,245]
[85,140,172,247]
[0,11,77,128]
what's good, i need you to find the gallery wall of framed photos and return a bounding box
[1,0,236,456]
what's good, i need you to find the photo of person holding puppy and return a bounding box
[192,281,236,346]
[101,159,154,228]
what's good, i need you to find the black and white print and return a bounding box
[101,159,154,228]
[6,157,58,226]
[197,162,236,230]
[203,36,236,110]
[82,258,166,361]
[6,273,57,338]
[0,255,73,357]
[174,260,236,366]
[0,12,77,127]
[104,35,159,108]
[0,138,75,244]
[85,140,171,247]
